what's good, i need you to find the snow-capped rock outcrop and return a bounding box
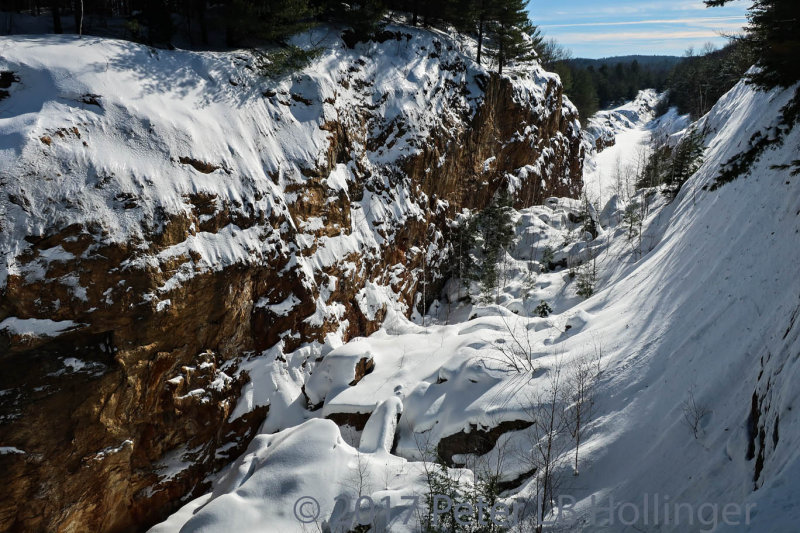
[583,88,663,152]
[152,76,800,533]
[359,396,403,454]
[0,27,582,532]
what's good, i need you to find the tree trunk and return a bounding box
[51,0,62,33]
[574,411,581,473]
[73,0,80,32]
[498,36,504,75]
[197,0,208,45]
[77,0,83,36]
[477,18,483,65]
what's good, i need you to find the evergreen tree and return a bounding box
[347,0,388,40]
[448,216,479,298]
[386,0,421,25]
[568,69,598,125]
[424,458,464,532]
[535,300,552,317]
[635,128,704,197]
[476,191,515,301]
[51,0,63,33]
[445,0,479,37]
[489,0,533,75]
[143,0,175,45]
[470,0,493,67]
[193,0,209,45]
[636,141,671,190]
[528,24,545,57]
[706,0,800,88]
[226,0,317,46]
[666,127,704,194]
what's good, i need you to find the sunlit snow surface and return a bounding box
[149,74,800,532]
[582,89,691,207]
[0,28,576,348]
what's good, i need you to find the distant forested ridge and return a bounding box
[548,55,680,123]
[559,0,800,123]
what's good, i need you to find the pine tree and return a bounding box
[51,0,63,34]
[444,0,478,36]
[489,0,533,75]
[143,0,175,45]
[528,24,545,57]
[666,127,704,194]
[227,0,317,46]
[535,300,552,317]
[706,0,800,88]
[636,140,671,189]
[424,458,464,532]
[470,0,493,67]
[448,216,479,298]
[329,0,387,41]
[476,191,515,301]
[568,69,599,125]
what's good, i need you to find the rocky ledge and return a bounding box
[0,27,582,532]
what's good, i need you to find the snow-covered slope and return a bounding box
[0,27,584,532]
[152,78,800,532]
[583,89,662,149]
[557,79,800,531]
[582,89,690,207]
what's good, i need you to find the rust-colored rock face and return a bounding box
[0,33,582,533]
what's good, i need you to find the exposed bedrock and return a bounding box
[0,31,582,532]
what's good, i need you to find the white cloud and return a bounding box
[539,16,746,29]
[548,0,709,18]
[556,29,731,43]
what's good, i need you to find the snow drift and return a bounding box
[0,26,583,532]
[152,76,800,532]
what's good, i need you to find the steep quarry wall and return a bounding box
[0,28,582,532]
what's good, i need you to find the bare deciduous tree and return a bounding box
[682,387,710,439]
[487,314,538,373]
[519,357,571,530]
[465,432,512,532]
[564,350,600,475]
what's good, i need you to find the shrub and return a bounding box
[253,46,322,79]
[540,246,554,272]
[535,300,552,318]
[575,264,595,299]
[636,127,704,197]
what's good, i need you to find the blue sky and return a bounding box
[528,0,749,58]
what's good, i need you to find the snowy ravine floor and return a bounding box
[152,80,800,532]
[582,89,690,208]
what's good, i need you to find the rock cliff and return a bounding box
[0,27,582,532]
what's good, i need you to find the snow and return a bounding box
[359,396,403,454]
[0,446,25,455]
[152,74,800,532]
[4,20,797,533]
[62,357,85,371]
[1,25,569,333]
[582,89,690,207]
[89,439,133,462]
[0,316,77,337]
[149,418,437,533]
